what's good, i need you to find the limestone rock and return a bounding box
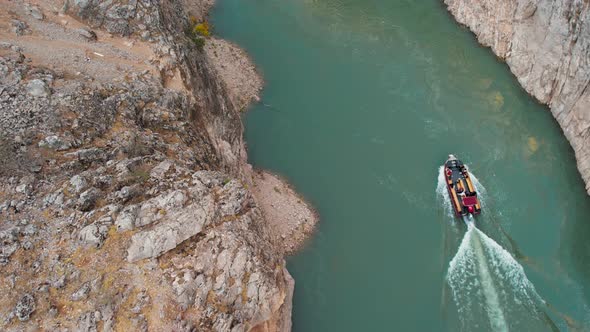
[43,190,65,207]
[75,148,107,163]
[127,185,215,262]
[78,187,101,211]
[26,5,44,20]
[22,224,37,236]
[0,228,19,266]
[15,293,35,321]
[77,311,98,332]
[39,135,70,151]
[79,223,108,247]
[115,204,139,231]
[130,290,150,314]
[77,28,97,41]
[70,175,89,194]
[134,189,189,228]
[11,20,29,35]
[26,79,50,97]
[150,160,173,180]
[110,185,140,204]
[71,282,91,301]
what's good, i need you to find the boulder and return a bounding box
[26,79,50,97]
[27,6,44,20]
[79,223,107,247]
[127,187,214,262]
[115,204,139,231]
[70,175,89,194]
[77,28,97,41]
[11,20,28,35]
[14,293,35,321]
[39,135,70,151]
[78,188,101,211]
[71,282,91,301]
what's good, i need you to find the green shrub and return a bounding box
[194,22,210,37]
[130,170,150,183]
[191,35,206,50]
[0,135,40,176]
[185,17,210,51]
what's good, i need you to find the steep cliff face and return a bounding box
[67,0,249,174]
[0,0,315,330]
[444,0,590,193]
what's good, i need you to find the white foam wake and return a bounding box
[438,165,548,331]
[446,221,547,331]
[471,225,509,332]
[448,223,506,331]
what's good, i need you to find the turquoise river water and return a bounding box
[211,0,590,330]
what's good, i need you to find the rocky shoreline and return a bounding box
[0,0,316,331]
[444,0,590,194]
[251,171,318,256]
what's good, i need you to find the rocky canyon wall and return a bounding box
[0,0,315,331]
[444,0,590,194]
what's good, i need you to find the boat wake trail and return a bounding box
[438,168,551,332]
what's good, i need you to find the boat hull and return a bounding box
[443,155,481,217]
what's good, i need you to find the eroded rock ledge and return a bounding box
[0,0,316,330]
[444,0,590,194]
